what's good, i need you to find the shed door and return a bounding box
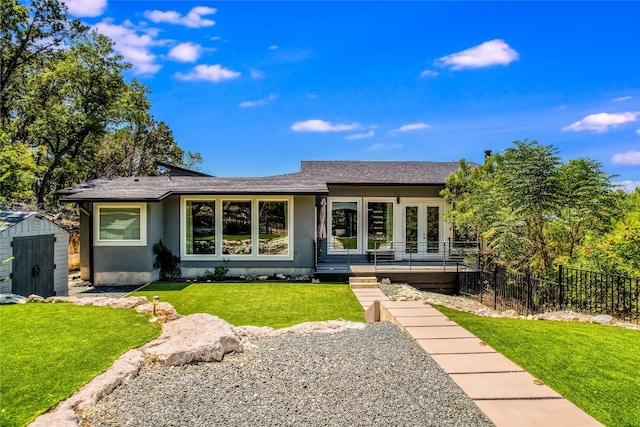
[12,235,55,297]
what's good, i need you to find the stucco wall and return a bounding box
[327,184,444,198]
[92,201,162,286]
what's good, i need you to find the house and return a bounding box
[57,161,464,286]
[0,211,69,297]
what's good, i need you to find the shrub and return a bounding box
[152,240,181,280]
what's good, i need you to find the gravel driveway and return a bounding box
[83,322,493,427]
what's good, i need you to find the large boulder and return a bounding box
[142,314,242,365]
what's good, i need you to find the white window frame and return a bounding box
[363,197,397,252]
[180,196,294,261]
[94,203,147,247]
[327,197,362,254]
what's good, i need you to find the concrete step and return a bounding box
[349,276,379,289]
[349,276,378,283]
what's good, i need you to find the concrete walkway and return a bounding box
[351,287,603,427]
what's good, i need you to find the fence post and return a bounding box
[526,269,533,313]
[558,264,564,310]
[493,266,498,310]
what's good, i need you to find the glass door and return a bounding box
[403,204,441,260]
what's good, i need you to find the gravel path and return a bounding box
[84,322,493,427]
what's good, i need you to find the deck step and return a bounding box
[349,276,379,289]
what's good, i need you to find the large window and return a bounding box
[259,201,289,255]
[181,197,292,259]
[367,202,393,250]
[223,200,252,255]
[331,201,358,251]
[95,203,146,246]
[186,201,215,255]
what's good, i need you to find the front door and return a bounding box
[12,235,55,297]
[402,204,441,260]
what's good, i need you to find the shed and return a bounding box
[0,211,69,297]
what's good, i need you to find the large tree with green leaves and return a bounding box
[0,0,201,207]
[573,189,640,277]
[16,31,129,205]
[443,139,617,276]
[0,0,86,126]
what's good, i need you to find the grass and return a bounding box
[435,305,640,427]
[131,282,365,328]
[0,304,161,427]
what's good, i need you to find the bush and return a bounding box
[152,240,181,280]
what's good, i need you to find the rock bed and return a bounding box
[83,322,493,427]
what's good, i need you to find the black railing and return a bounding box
[458,264,640,323]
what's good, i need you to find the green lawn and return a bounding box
[131,282,365,328]
[435,305,640,427]
[0,304,161,427]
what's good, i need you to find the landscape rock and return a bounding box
[142,314,243,365]
[27,294,45,303]
[74,296,149,309]
[45,296,82,304]
[502,309,519,317]
[135,301,180,320]
[592,314,614,325]
[0,293,26,304]
[29,349,144,427]
[268,320,366,337]
[235,325,275,340]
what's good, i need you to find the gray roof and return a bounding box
[300,161,461,184]
[0,211,40,233]
[58,175,329,202]
[58,160,462,202]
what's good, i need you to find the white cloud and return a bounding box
[345,131,375,140]
[291,120,360,132]
[393,122,430,132]
[614,180,640,192]
[420,69,438,78]
[93,19,162,75]
[437,39,519,70]
[168,42,202,62]
[175,64,241,82]
[249,68,264,79]
[612,151,640,165]
[268,45,279,50]
[239,94,278,108]
[144,6,216,28]
[612,96,632,102]
[63,0,107,17]
[368,143,403,151]
[562,112,640,132]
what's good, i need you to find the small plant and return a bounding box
[213,259,230,281]
[153,240,181,281]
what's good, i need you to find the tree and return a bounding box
[16,31,128,205]
[574,189,640,277]
[1,0,202,207]
[89,81,199,179]
[443,139,616,276]
[0,0,86,126]
[0,138,42,202]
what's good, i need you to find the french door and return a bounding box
[402,204,441,260]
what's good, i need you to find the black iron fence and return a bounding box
[458,264,640,323]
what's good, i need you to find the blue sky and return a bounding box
[63,1,640,190]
